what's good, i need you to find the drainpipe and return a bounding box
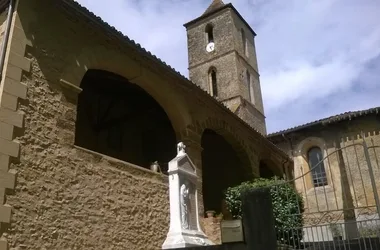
[0,0,15,85]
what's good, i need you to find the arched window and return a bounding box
[308,147,328,187]
[205,24,214,44]
[241,28,247,56]
[208,68,218,97]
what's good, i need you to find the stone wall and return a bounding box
[185,7,266,135]
[189,52,240,101]
[269,116,380,226]
[0,1,290,249]
[186,9,234,70]
[1,2,170,249]
[8,146,170,249]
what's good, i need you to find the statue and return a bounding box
[177,142,186,156]
[180,180,190,229]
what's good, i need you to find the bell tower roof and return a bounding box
[183,1,256,36]
[202,0,225,16]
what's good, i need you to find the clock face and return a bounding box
[206,42,215,52]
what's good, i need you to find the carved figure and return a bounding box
[177,142,186,156]
[180,180,191,229]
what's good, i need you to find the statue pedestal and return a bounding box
[162,143,214,249]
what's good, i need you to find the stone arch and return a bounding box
[189,116,254,214]
[196,117,253,172]
[59,45,190,139]
[259,159,281,179]
[75,69,178,172]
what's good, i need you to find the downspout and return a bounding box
[0,0,15,85]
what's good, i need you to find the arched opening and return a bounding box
[201,129,250,214]
[307,147,328,187]
[259,161,276,179]
[205,24,214,44]
[75,69,177,172]
[208,67,218,97]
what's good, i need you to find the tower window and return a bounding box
[205,24,214,44]
[209,68,218,97]
[241,28,248,57]
[246,70,254,104]
[308,147,328,187]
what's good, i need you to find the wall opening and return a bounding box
[205,24,214,44]
[259,161,276,179]
[241,28,248,57]
[75,69,177,172]
[208,68,218,97]
[201,129,249,214]
[308,147,328,187]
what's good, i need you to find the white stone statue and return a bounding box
[180,181,190,229]
[177,142,186,156]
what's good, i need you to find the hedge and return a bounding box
[224,177,305,247]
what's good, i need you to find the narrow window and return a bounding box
[205,24,214,43]
[308,147,328,187]
[241,28,246,56]
[246,70,254,104]
[209,68,218,97]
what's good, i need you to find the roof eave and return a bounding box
[267,107,380,139]
[183,3,257,36]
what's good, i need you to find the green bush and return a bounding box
[224,177,305,247]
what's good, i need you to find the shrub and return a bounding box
[224,177,305,247]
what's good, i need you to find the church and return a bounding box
[0,0,379,249]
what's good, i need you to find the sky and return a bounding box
[74,0,380,134]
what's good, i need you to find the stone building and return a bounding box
[0,0,290,249]
[268,107,380,240]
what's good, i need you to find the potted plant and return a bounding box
[330,223,343,241]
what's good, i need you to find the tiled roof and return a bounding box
[203,0,225,16]
[60,0,289,160]
[267,106,380,137]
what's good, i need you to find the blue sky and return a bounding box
[75,0,380,134]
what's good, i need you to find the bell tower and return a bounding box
[184,0,267,135]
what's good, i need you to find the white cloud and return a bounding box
[74,0,380,133]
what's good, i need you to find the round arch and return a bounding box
[59,45,190,139]
[259,159,282,179]
[296,136,326,157]
[294,136,329,190]
[75,69,178,172]
[196,117,254,214]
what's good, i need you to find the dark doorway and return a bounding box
[201,129,250,214]
[75,69,177,172]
